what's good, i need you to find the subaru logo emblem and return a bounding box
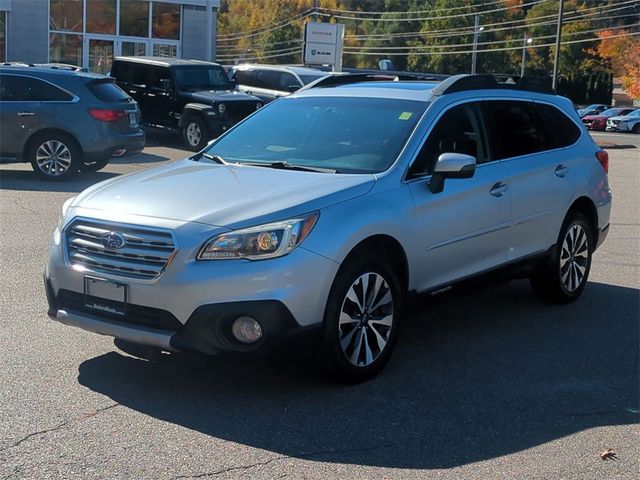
[101,231,126,250]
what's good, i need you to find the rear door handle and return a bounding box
[555,164,569,177]
[17,111,36,117]
[490,182,509,197]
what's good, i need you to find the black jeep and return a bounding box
[111,57,262,150]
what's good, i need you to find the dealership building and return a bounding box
[0,0,220,73]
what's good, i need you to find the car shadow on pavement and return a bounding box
[77,280,639,469]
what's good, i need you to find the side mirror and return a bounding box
[287,84,300,93]
[227,79,237,89]
[428,153,476,194]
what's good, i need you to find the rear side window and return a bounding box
[482,101,544,160]
[234,69,254,87]
[532,103,581,149]
[0,74,73,101]
[88,80,130,102]
[253,70,280,90]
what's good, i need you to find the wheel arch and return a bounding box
[339,234,410,295]
[566,196,599,241]
[23,128,83,160]
[179,103,213,128]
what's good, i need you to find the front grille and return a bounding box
[57,289,183,331]
[64,219,176,280]
[226,101,258,122]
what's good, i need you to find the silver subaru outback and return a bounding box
[45,74,611,382]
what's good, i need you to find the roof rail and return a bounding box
[1,62,86,72]
[433,74,553,95]
[298,72,440,92]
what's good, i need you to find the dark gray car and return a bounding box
[0,64,144,180]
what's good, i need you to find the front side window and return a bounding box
[234,70,254,87]
[0,75,30,101]
[174,67,229,90]
[254,70,280,90]
[409,102,485,177]
[482,101,544,160]
[205,97,427,174]
[278,72,300,91]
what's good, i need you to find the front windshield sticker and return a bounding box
[399,112,413,120]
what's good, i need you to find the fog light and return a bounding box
[231,316,263,344]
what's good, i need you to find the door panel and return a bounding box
[407,101,511,291]
[409,162,511,291]
[0,75,40,157]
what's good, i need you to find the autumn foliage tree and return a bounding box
[595,30,640,99]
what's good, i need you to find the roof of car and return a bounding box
[232,64,326,76]
[292,81,439,101]
[114,56,224,67]
[0,63,105,80]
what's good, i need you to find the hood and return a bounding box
[181,90,259,104]
[73,159,375,228]
[607,115,633,122]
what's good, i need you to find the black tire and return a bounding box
[322,254,403,383]
[632,123,640,134]
[181,115,209,151]
[80,157,110,173]
[27,132,81,181]
[530,212,593,304]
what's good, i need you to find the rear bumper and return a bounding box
[595,223,610,251]
[84,130,145,161]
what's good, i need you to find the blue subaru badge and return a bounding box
[101,231,126,250]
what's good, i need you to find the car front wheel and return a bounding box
[322,256,402,383]
[530,213,593,304]
[182,116,209,151]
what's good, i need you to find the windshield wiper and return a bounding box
[193,152,226,164]
[244,161,336,174]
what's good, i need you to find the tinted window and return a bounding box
[234,69,254,87]
[278,72,300,91]
[0,75,72,101]
[410,102,485,177]
[532,103,580,149]
[482,101,544,160]
[206,97,427,174]
[88,80,130,102]
[113,62,153,88]
[253,70,280,90]
[299,73,326,85]
[174,66,229,90]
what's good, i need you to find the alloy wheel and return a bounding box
[186,122,202,147]
[35,140,72,177]
[560,224,589,293]
[338,272,394,367]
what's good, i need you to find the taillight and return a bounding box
[596,149,609,174]
[88,109,126,122]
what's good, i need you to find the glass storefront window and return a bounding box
[152,2,180,40]
[50,0,83,32]
[120,0,149,37]
[49,33,83,66]
[87,0,116,34]
[0,12,5,63]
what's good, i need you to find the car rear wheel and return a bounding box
[28,133,81,180]
[530,213,593,304]
[322,255,402,383]
[182,115,209,151]
[632,123,640,134]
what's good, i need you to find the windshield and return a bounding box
[600,108,620,116]
[203,96,428,174]
[174,66,230,90]
[627,109,640,117]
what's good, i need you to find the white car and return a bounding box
[605,108,640,133]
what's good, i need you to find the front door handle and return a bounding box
[17,111,36,117]
[490,182,509,197]
[555,164,569,177]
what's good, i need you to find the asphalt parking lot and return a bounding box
[0,130,638,479]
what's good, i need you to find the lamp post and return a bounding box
[520,34,533,77]
[471,14,484,75]
[552,0,565,92]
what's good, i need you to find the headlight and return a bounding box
[197,213,318,260]
[58,196,76,228]
[218,103,226,114]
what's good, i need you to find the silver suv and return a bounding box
[45,74,611,382]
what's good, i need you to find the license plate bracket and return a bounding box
[128,111,137,127]
[83,276,128,318]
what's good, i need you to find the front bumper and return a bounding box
[45,219,338,354]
